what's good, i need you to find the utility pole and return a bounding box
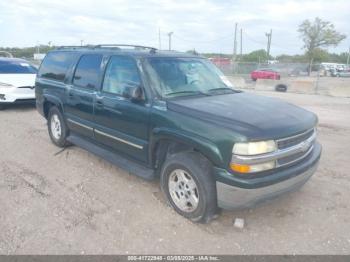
[158,28,162,50]
[265,29,272,62]
[240,28,243,59]
[232,23,238,61]
[167,32,173,51]
[80,40,84,47]
[347,46,350,66]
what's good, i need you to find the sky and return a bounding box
[0,0,349,56]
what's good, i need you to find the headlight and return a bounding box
[232,140,276,155]
[231,140,277,173]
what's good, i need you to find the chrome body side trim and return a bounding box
[67,118,93,131]
[94,129,143,150]
[67,118,143,150]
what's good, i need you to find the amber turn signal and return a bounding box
[230,163,251,173]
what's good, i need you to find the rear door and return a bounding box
[65,54,103,138]
[93,55,150,163]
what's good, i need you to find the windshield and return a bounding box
[144,57,235,98]
[0,60,38,74]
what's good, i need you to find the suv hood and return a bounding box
[167,92,317,140]
[0,74,36,87]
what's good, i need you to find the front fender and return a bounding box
[150,127,224,167]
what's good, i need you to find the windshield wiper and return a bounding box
[165,90,210,97]
[207,87,238,93]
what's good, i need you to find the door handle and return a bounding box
[95,100,104,109]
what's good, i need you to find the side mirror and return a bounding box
[123,84,144,102]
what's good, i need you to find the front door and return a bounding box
[93,55,150,163]
[65,54,103,138]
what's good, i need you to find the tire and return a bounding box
[47,106,69,147]
[160,151,218,223]
[0,104,4,110]
[275,84,287,92]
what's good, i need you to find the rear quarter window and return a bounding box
[38,52,77,81]
[73,54,103,89]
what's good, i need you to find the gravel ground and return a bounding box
[0,91,349,255]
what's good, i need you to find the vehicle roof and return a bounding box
[50,46,204,59]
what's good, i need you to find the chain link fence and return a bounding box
[215,62,350,97]
[217,62,319,78]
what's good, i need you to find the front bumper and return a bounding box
[0,87,35,103]
[216,142,321,210]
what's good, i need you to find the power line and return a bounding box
[172,33,233,44]
[243,31,293,51]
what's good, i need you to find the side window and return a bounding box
[73,54,103,89]
[102,56,141,95]
[38,52,76,81]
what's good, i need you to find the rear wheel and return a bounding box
[0,104,4,110]
[48,106,69,147]
[160,151,218,223]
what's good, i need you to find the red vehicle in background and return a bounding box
[209,57,231,67]
[251,68,280,81]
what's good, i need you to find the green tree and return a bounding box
[241,49,272,62]
[298,17,346,74]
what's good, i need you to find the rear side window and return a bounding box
[73,54,103,89]
[38,52,76,81]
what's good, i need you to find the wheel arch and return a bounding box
[150,128,224,173]
[43,94,64,119]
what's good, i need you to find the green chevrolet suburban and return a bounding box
[35,45,321,223]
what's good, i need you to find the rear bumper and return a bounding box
[215,142,321,210]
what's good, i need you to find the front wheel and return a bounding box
[160,151,218,223]
[47,106,69,147]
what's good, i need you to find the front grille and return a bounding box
[277,146,313,166]
[277,129,314,149]
[275,128,316,167]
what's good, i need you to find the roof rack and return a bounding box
[56,44,157,53]
[94,44,157,53]
[56,45,96,50]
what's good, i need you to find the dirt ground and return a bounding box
[0,91,349,255]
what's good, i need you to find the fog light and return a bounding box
[0,94,5,100]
